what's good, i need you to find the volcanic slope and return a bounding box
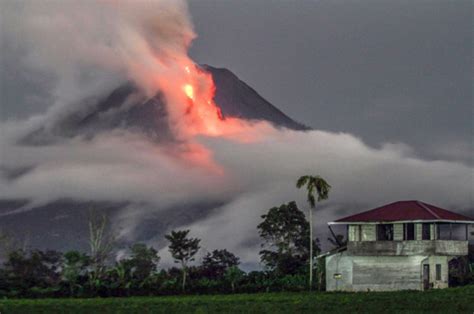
[1,65,307,253]
[22,64,307,145]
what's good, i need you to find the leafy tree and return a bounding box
[110,259,133,296]
[201,249,240,279]
[258,201,313,275]
[224,266,245,292]
[62,250,89,296]
[3,249,63,296]
[296,175,331,290]
[165,230,200,292]
[128,243,160,283]
[449,256,473,286]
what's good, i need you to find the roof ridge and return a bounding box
[416,201,441,219]
[332,200,474,223]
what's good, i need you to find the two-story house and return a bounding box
[323,200,473,291]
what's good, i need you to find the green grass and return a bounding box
[1,285,473,314]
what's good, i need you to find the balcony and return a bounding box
[347,240,468,256]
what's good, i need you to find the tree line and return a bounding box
[0,175,472,298]
[0,200,331,298]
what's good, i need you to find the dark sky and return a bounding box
[187,0,473,164]
[1,0,472,164]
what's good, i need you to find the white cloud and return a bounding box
[1,118,473,267]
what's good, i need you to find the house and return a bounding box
[323,200,473,291]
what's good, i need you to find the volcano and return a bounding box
[0,65,307,254]
[22,65,307,145]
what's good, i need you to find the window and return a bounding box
[377,224,394,241]
[422,223,431,240]
[436,264,441,281]
[404,223,415,240]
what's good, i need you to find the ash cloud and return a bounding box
[1,0,194,114]
[175,131,473,266]
[1,121,473,266]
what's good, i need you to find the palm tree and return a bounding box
[296,175,331,290]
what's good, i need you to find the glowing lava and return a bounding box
[149,60,275,172]
[183,84,194,100]
[169,63,272,142]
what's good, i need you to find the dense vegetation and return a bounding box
[1,285,473,313]
[0,174,472,299]
[1,202,472,299]
[0,201,331,298]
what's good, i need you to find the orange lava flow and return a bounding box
[149,59,275,172]
[178,64,225,136]
[172,63,272,142]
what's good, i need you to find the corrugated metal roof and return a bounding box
[332,200,474,223]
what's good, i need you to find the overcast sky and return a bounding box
[1,0,472,164]
[187,0,473,164]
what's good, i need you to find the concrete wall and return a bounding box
[416,223,423,240]
[348,225,359,242]
[430,224,437,240]
[347,240,468,256]
[326,252,426,291]
[361,225,376,241]
[423,256,449,289]
[325,251,353,291]
[394,223,404,241]
[352,256,425,291]
[329,222,460,291]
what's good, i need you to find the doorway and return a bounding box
[423,264,430,290]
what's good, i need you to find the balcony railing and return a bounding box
[347,240,468,256]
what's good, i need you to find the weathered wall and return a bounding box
[394,223,404,241]
[347,240,468,256]
[325,251,353,291]
[423,256,449,289]
[352,256,425,291]
[416,223,423,240]
[361,225,376,241]
[430,224,437,240]
[330,221,464,291]
[348,225,359,241]
[326,253,426,291]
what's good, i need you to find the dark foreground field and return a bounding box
[1,285,473,314]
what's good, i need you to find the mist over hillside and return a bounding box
[0,65,309,264]
[1,65,472,269]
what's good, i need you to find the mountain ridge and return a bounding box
[22,64,308,145]
[1,64,308,254]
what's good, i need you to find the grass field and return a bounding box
[1,285,473,313]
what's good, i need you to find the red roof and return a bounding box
[332,200,474,223]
